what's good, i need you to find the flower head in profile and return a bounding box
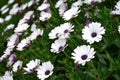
[16,37,30,51]
[24,59,40,74]
[82,22,105,44]
[111,1,120,15]
[49,22,74,39]
[0,71,13,80]
[63,7,80,20]
[37,61,54,80]
[71,45,95,66]
[12,60,23,72]
[50,39,68,53]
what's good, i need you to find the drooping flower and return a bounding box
[37,61,54,80]
[82,22,105,44]
[24,59,40,74]
[71,45,95,66]
[50,39,68,53]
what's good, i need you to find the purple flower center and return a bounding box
[81,55,88,60]
[91,32,97,38]
[64,30,69,33]
[59,46,64,52]
[45,70,50,75]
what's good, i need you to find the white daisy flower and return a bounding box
[63,7,80,20]
[59,22,74,39]
[5,15,12,21]
[20,3,28,11]
[37,2,50,11]
[23,11,34,21]
[31,24,37,32]
[118,26,120,33]
[1,8,9,14]
[49,22,74,39]
[16,37,30,51]
[9,3,19,15]
[0,48,13,62]
[49,26,63,39]
[55,0,67,8]
[14,23,30,35]
[0,71,13,80]
[6,54,17,67]
[12,60,23,72]
[71,0,83,8]
[0,5,7,11]
[37,61,54,80]
[58,3,67,16]
[3,24,15,34]
[24,59,40,74]
[0,17,4,24]
[8,0,15,4]
[111,1,120,15]
[7,34,19,48]
[39,11,51,21]
[51,39,68,53]
[29,29,44,41]
[82,22,105,44]
[71,45,95,66]
[27,0,34,7]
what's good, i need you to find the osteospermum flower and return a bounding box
[37,61,54,80]
[71,45,95,66]
[63,7,80,20]
[7,34,19,48]
[50,39,68,53]
[16,37,30,51]
[29,29,43,41]
[12,60,23,72]
[82,22,105,44]
[14,23,30,35]
[0,71,13,80]
[49,22,74,39]
[39,11,51,21]
[6,54,17,67]
[111,1,120,15]
[24,59,40,74]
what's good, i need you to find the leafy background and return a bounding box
[0,0,120,80]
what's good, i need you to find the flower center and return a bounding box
[64,30,69,33]
[91,32,97,38]
[45,70,50,75]
[81,55,88,60]
[59,46,64,52]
